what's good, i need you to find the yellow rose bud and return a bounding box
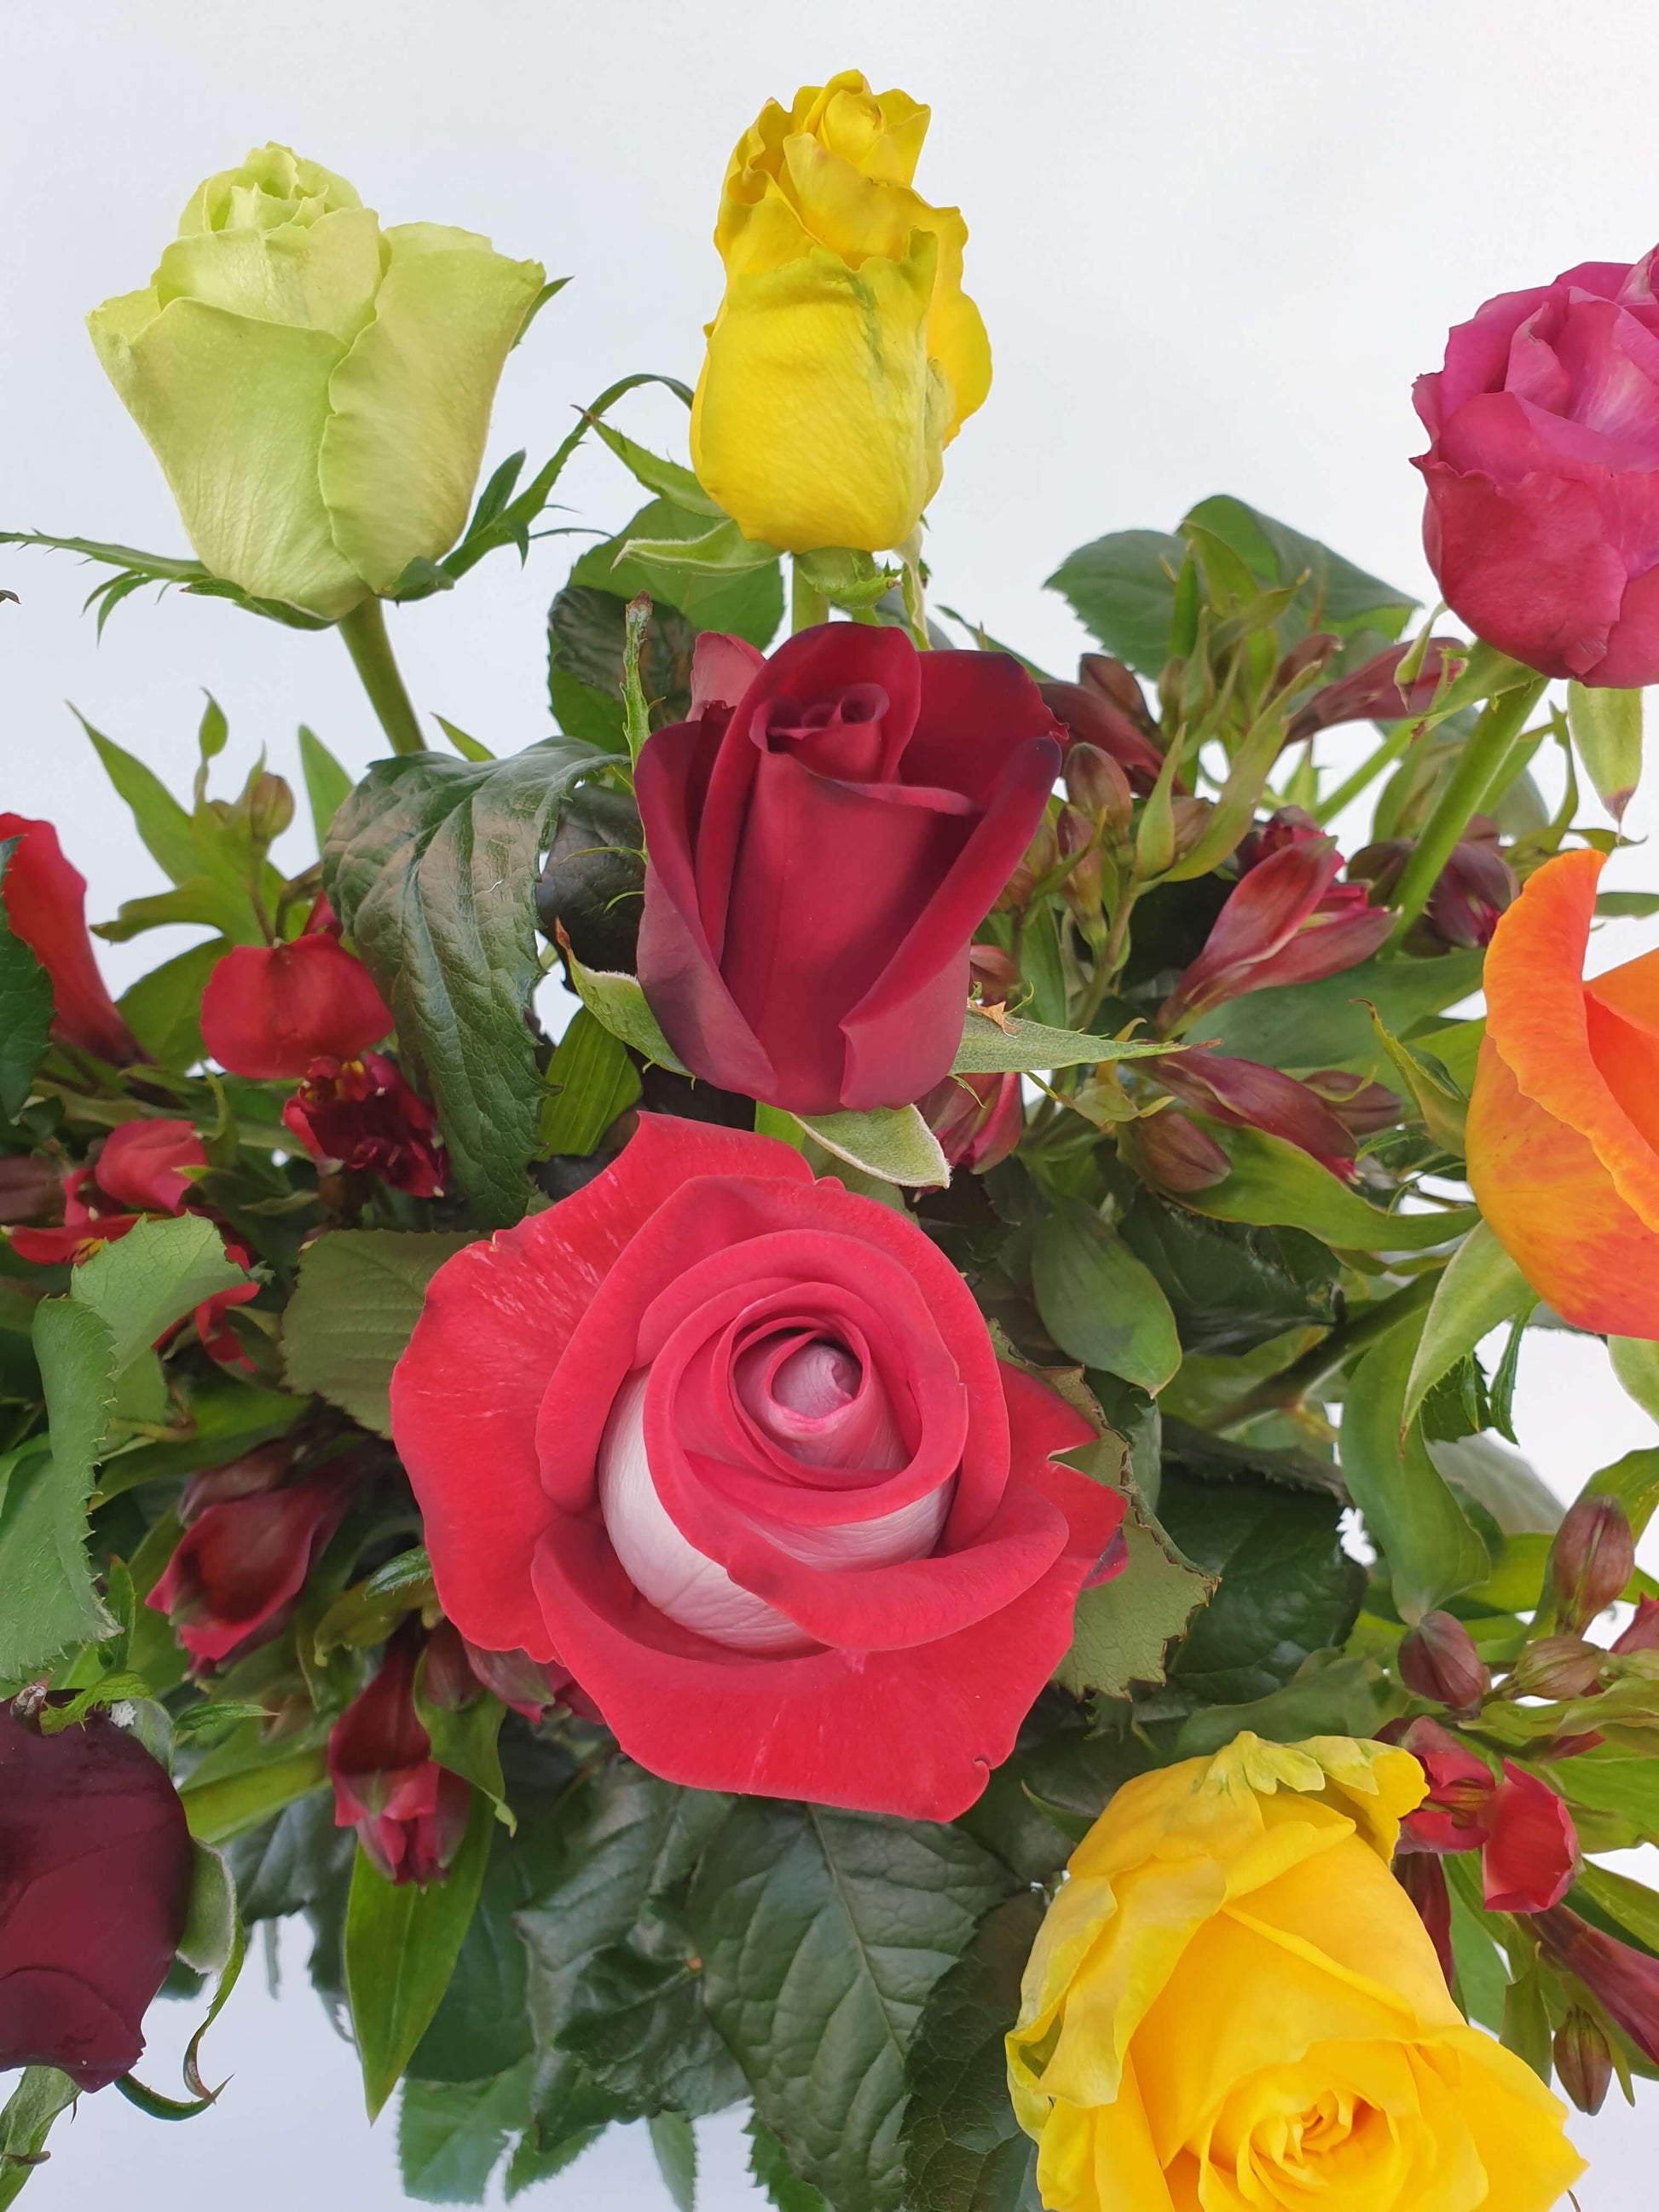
[1007,1733,1584,2212]
[690,70,991,554]
[88,144,546,620]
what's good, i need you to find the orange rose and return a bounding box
[1467,846,1659,1333]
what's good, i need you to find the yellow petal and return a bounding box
[1439,2027,1587,2212]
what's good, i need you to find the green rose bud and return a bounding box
[87,143,546,620]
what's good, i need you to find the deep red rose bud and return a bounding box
[1394,1849,1454,1986]
[328,1623,472,1886]
[1398,1609,1490,1712]
[147,1473,351,1665]
[1613,1594,1659,1655]
[1553,1494,1637,1630]
[281,1051,447,1196]
[636,627,1062,1114]
[201,934,392,1080]
[93,1118,206,1215]
[1511,1634,1608,1701]
[1415,248,1659,688]
[1554,2009,1614,2116]
[1039,674,1166,793]
[0,813,140,1065]
[1122,1106,1233,1193]
[1537,1906,1659,2065]
[1427,836,1518,950]
[1157,1050,1356,1175]
[1481,1762,1579,1912]
[1284,640,1465,746]
[178,1438,295,1524]
[0,1701,194,2089]
[919,1070,1024,1173]
[1062,742,1134,835]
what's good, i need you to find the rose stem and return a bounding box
[337,597,426,757]
[1383,674,1548,946]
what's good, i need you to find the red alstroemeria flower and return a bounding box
[146,1471,353,1666]
[918,1069,1024,1172]
[1156,1048,1358,1176]
[1396,1718,1579,1912]
[201,933,392,1080]
[1536,1905,1659,2065]
[282,1051,447,1197]
[327,1623,471,1886]
[0,813,141,1066]
[390,1115,1124,1821]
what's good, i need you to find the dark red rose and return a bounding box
[634,627,1061,1114]
[147,1472,352,1666]
[0,813,139,1065]
[1395,1718,1578,1912]
[0,1700,194,2089]
[281,1050,446,1197]
[201,933,392,1079]
[390,1115,1123,1820]
[327,1623,472,1885]
[1414,250,1659,687]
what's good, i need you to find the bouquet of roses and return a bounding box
[4,70,1659,2212]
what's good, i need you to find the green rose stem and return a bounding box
[1383,674,1548,945]
[1211,1265,1442,1429]
[338,598,426,758]
[790,558,830,635]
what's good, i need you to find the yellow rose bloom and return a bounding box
[690,69,991,554]
[1007,1734,1585,2212]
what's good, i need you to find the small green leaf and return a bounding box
[1118,1199,1338,1358]
[179,1747,329,1845]
[949,1006,1171,1077]
[78,713,200,886]
[1054,1489,1211,1700]
[619,517,781,581]
[571,499,781,647]
[0,1305,118,1677]
[1181,1126,1477,1252]
[1404,1223,1535,1433]
[346,1789,494,2120]
[282,1230,477,1436]
[794,1105,950,1190]
[0,840,54,1118]
[1610,1337,1659,1432]
[298,725,356,853]
[117,939,226,1070]
[1568,679,1643,824]
[564,951,691,1073]
[176,1841,237,1974]
[621,594,653,765]
[538,1008,641,1157]
[1044,529,1184,675]
[794,546,899,612]
[1179,495,1418,643]
[1339,1317,1489,1620]
[1194,950,1487,1071]
[433,715,495,764]
[0,2068,78,2210]
[587,414,724,518]
[649,2111,698,2212]
[1032,1200,1181,1394]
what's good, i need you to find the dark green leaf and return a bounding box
[1192,950,1486,1070]
[1181,496,1417,643]
[957,1715,1153,1884]
[538,1008,641,1157]
[1171,1649,1387,1756]
[345,1790,494,2119]
[572,500,782,646]
[0,842,53,1118]
[0,1302,118,1678]
[225,1790,352,1921]
[1180,1127,1477,1252]
[281,1230,477,1435]
[533,783,645,973]
[650,2111,698,2211]
[411,1845,537,2084]
[1118,1198,1338,1356]
[546,584,697,752]
[117,939,226,1070]
[1032,1200,1180,1393]
[1154,1467,1366,1705]
[325,739,608,1224]
[748,2114,830,2212]
[902,1892,1044,2212]
[1044,530,1183,675]
[557,1943,743,2116]
[689,1801,1012,2212]
[397,2059,532,2205]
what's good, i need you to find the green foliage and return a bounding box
[749,2114,830,2212]
[1032,1199,1181,1393]
[1193,949,1486,1069]
[116,939,224,1069]
[0,2068,78,2210]
[690,1800,1013,2212]
[537,1008,641,1157]
[794,1104,950,1190]
[298,725,356,852]
[398,2060,534,2204]
[226,1791,353,1921]
[1054,1485,1213,1701]
[282,1228,477,1435]
[324,738,609,1223]
[1182,1126,1477,1251]
[1044,528,1184,674]
[0,841,53,1118]
[951,1007,1171,1077]
[649,2111,699,2212]
[1118,1199,1338,1356]
[547,584,697,752]
[598,500,783,643]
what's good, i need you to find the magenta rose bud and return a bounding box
[390,1115,1124,1820]
[634,627,1062,1115]
[1415,250,1659,687]
[0,1700,194,2089]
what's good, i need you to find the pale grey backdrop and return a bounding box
[3,0,1658,2202]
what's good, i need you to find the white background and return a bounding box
[4,0,1659,2202]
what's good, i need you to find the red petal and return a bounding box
[1483,1763,1579,1912]
[200,937,392,1079]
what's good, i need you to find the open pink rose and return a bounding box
[1415,249,1659,686]
[390,1115,1123,1819]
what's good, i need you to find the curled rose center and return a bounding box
[596,1317,951,1655]
[760,684,900,782]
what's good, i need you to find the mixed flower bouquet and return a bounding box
[5,68,1659,2212]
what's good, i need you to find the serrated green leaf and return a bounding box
[1181,1126,1477,1252]
[1032,1200,1181,1394]
[0,1303,118,1677]
[1054,1492,1211,1700]
[224,1790,353,1922]
[298,725,356,853]
[901,1892,1044,2212]
[0,840,54,1118]
[1044,529,1183,674]
[1180,495,1417,643]
[282,1230,477,1436]
[72,1211,247,1376]
[949,1007,1171,1077]
[397,2060,533,2205]
[557,1943,743,2116]
[650,2111,699,2212]
[346,1790,493,2119]
[690,1801,1012,2212]
[324,738,608,1225]
[1118,1198,1338,1358]
[748,2115,830,2212]
[1339,1318,1489,1620]
[1402,1223,1534,1433]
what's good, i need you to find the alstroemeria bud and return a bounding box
[1304,1068,1401,1139]
[1040,676,1166,793]
[1122,1106,1232,1193]
[245,771,296,851]
[1554,2009,1614,2116]
[1399,1610,1490,1713]
[919,1070,1024,1173]
[1062,742,1134,836]
[1537,1907,1659,2066]
[1079,654,1159,728]
[282,1051,447,1197]
[1275,632,1341,689]
[178,1438,295,1523]
[0,813,140,1065]
[0,1152,64,1222]
[0,1700,194,2089]
[328,1622,471,1886]
[1512,1634,1607,1701]
[968,943,1020,1001]
[1427,835,1518,950]
[1394,1850,1454,1986]
[1345,837,1411,904]
[1613,1595,1659,1655]
[995,818,1059,914]
[1284,639,1465,746]
[1157,1050,1356,1176]
[1553,1495,1637,1630]
[420,1620,481,1712]
[460,1638,597,1724]
[202,934,392,1081]
[147,1473,352,1666]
